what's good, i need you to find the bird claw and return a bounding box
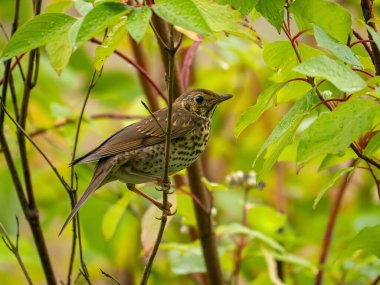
[155,182,171,192]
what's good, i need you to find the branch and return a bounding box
[90,38,167,103]
[151,13,224,285]
[361,0,380,75]
[67,71,100,285]
[0,219,33,285]
[182,39,202,89]
[314,160,356,285]
[0,1,57,283]
[139,24,179,285]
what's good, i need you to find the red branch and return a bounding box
[90,38,167,103]
[0,54,25,86]
[182,40,202,89]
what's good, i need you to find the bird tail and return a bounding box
[59,161,113,235]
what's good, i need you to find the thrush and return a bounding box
[60,89,232,234]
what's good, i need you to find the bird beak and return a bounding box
[217,94,233,103]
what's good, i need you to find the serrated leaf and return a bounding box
[294,56,366,92]
[194,0,258,41]
[101,191,132,241]
[127,7,152,43]
[76,2,131,45]
[153,0,212,35]
[94,18,126,71]
[217,0,258,16]
[254,90,319,180]
[313,24,362,67]
[0,13,76,62]
[235,82,286,137]
[290,0,351,43]
[313,167,354,209]
[263,41,323,82]
[342,225,380,258]
[297,99,380,164]
[217,223,285,252]
[364,131,380,156]
[46,33,72,75]
[153,0,258,41]
[256,0,285,33]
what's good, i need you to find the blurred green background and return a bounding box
[1,0,380,284]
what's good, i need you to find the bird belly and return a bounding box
[114,128,210,184]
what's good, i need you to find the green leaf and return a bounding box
[263,41,323,82]
[201,177,228,191]
[246,204,286,236]
[342,225,380,258]
[290,0,351,43]
[235,82,286,137]
[297,99,380,164]
[368,26,380,52]
[294,56,366,93]
[153,0,258,41]
[127,7,152,43]
[153,0,212,36]
[217,223,285,252]
[271,252,316,270]
[313,166,354,209]
[194,0,259,41]
[364,131,380,156]
[0,13,76,62]
[94,18,126,71]
[256,0,285,33]
[216,0,258,16]
[101,191,132,241]
[46,33,72,75]
[44,1,73,13]
[254,90,319,180]
[76,2,131,45]
[313,24,362,67]
[166,244,206,274]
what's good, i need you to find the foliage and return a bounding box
[1,0,380,284]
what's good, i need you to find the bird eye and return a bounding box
[194,95,204,104]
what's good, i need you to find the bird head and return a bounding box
[175,89,232,118]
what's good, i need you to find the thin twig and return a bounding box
[67,71,100,285]
[100,269,121,285]
[182,40,202,89]
[314,160,356,285]
[141,100,166,134]
[366,162,380,200]
[90,38,167,103]
[0,54,25,86]
[139,24,179,285]
[0,101,72,193]
[0,220,33,285]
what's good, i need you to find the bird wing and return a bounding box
[71,108,199,165]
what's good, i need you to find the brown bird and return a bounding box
[60,89,232,234]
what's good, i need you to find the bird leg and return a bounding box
[126,183,174,215]
[128,170,171,190]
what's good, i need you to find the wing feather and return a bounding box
[71,108,199,165]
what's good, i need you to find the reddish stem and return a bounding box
[314,160,355,285]
[182,40,202,89]
[349,39,374,47]
[291,29,311,46]
[0,54,25,86]
[352,68,374,77]
[90,38,167,103]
